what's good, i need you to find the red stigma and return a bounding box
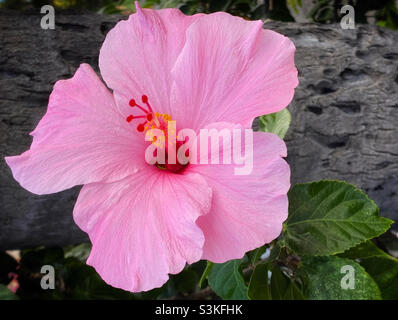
[126,94,154,131]
[137,123,145,132]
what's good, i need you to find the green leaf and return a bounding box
[270,266,305,300]
[258,108,291,139]
[284,180,393,256]
[282,279,306,300]
[267,242,282,262]
[198,261,213,288]
[247,245,267,265]
[301,256,381,300]
[64,243,91,262]
[340,241,398,300]
[248,263,305,300]
[0,284,19,300]
[208,259,247,300]
[247,263,271,300]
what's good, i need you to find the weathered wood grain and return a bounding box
[0,10,397,250]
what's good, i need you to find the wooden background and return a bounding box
[1,10,397,250]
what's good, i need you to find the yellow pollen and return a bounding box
[144,112,174,148]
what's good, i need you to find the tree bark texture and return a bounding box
[0,10,397,250]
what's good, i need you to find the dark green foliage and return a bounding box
[1,0,397,29]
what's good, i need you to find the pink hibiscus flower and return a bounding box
[5,3,297,292]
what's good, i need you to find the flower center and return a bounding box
[126,95,188,173]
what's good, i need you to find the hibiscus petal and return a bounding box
[73,168,212,292]
[188,123,290,262]
[99,5,203,117]
[171,12,298,130]
[5,64,146,195]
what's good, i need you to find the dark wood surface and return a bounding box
[1,10,397,250]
